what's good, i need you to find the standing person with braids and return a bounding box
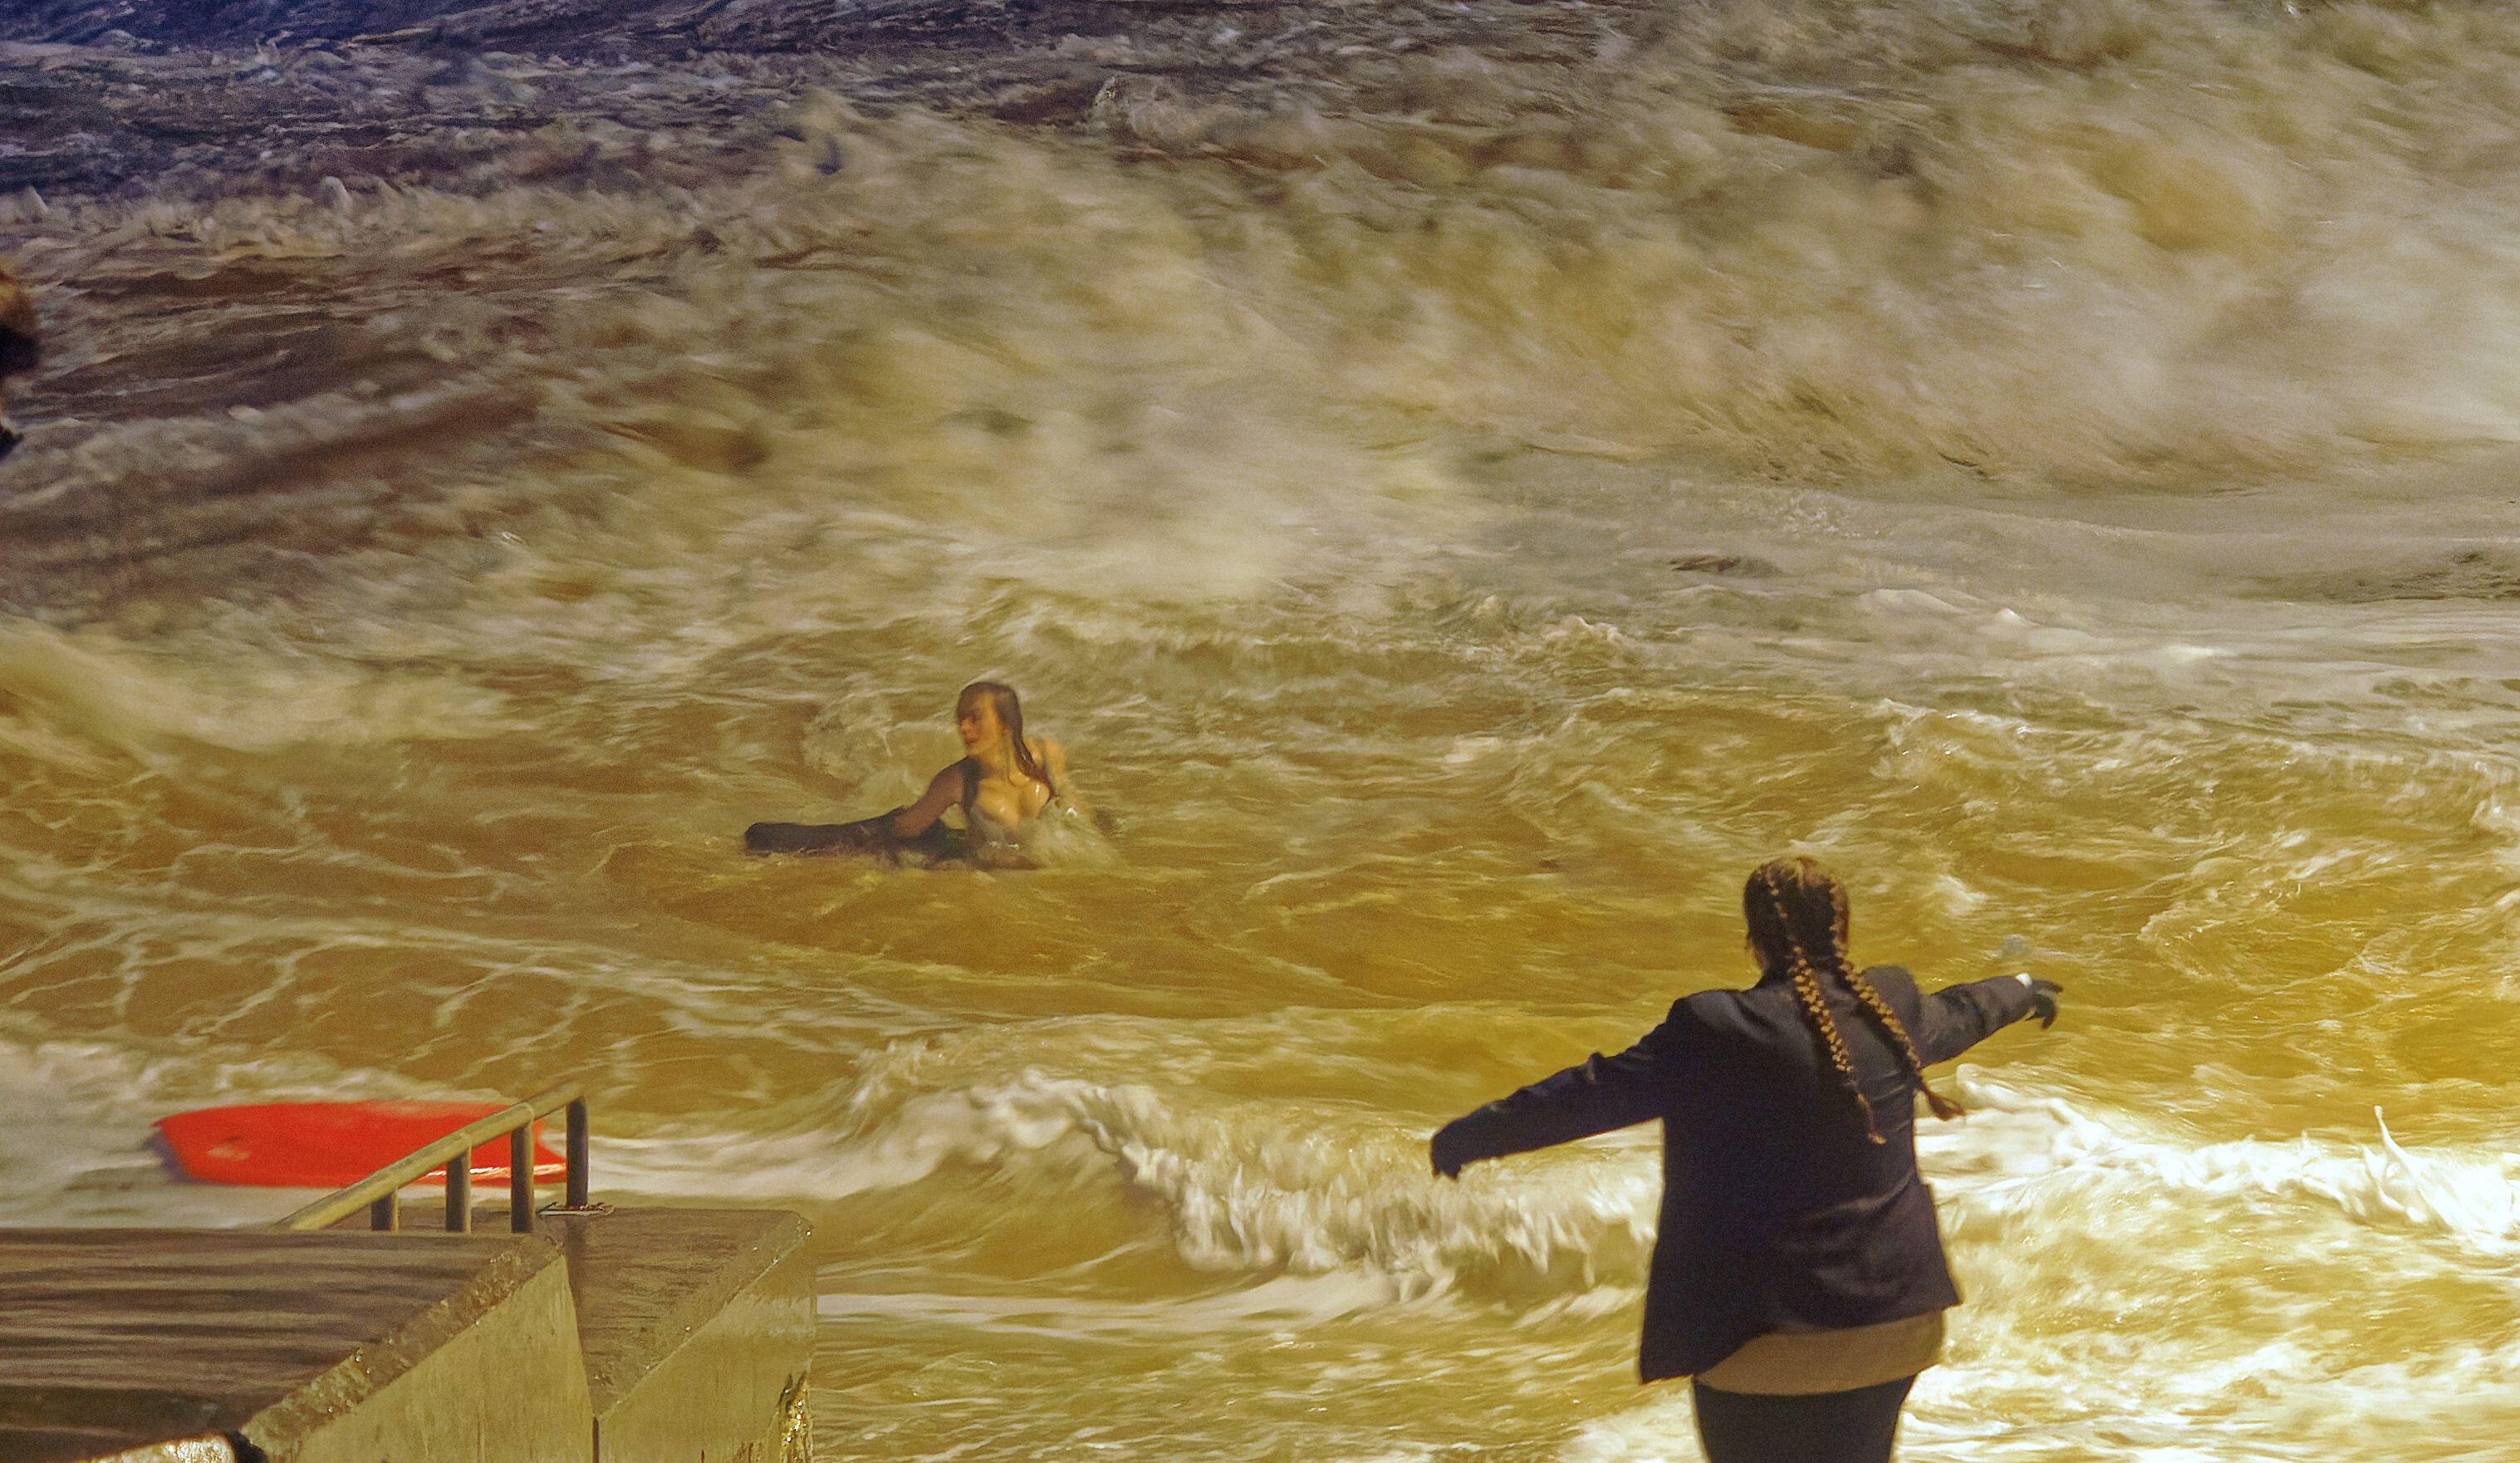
[1429,856,2061,1463]
[743,681,1086,867]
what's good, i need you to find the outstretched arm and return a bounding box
[1903,971,2046,1066]
[743,764,968,857]
[1430,1013,1681,1177]
[862,763,968,842]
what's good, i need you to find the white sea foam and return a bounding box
[1934,1074,2520,1259]
[817,1272,1396,1340]
[0,618,517,756]
[599,1055,2520,1313]
[601,1063,1657,1307]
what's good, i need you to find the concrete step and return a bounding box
[0,1227,588,1463]
[549,1209,813,1463]
[3,1209,815,1463]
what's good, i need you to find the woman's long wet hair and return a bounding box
[1743,857,1960,1144]
[959,680,1057,800]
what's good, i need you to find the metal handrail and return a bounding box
[272,1081,593,1235]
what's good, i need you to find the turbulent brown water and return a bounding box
[7,2,2520,1457]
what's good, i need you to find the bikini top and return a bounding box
[959,754,1057,840]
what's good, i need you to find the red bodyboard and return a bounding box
[154,1101,566,1189]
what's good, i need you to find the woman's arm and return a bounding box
[743,764,969,857]
[864,763,968,842]
[1893,970,2045,1066]
[1430,1008,1684,1177]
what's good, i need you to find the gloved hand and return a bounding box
[2014,974,2062,1029]
[1429,1122,1473,1180]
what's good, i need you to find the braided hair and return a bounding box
[1743,857,1962,1143]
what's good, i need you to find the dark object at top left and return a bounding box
[0,257,38,462]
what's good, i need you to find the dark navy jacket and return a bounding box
[1433,966,2037,1382]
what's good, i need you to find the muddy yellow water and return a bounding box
[7,2,2520,1458]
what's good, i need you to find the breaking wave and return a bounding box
[599,1059,2520,1308]
[15,2,2520,611]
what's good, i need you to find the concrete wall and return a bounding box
[0,1228,576,1463]
[247,1247,592,1463]
[549,1208,815,1463]
[2,1209,813,1463]
[591,1245,813,1463]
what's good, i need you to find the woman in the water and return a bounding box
[744,681,1081,865]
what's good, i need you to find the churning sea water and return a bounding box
[5,1,2520,1457]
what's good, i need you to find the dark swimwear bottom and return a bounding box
[1691,1374,1915,1463]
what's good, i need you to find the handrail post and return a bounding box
[566,1098,590,1210]
[509,1128,534,1234]
[445,1156,472,1234]
[269,1081,585,1235]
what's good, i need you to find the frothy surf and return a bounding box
[596,1058,2520,1308]
[7,2,2520,1459]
